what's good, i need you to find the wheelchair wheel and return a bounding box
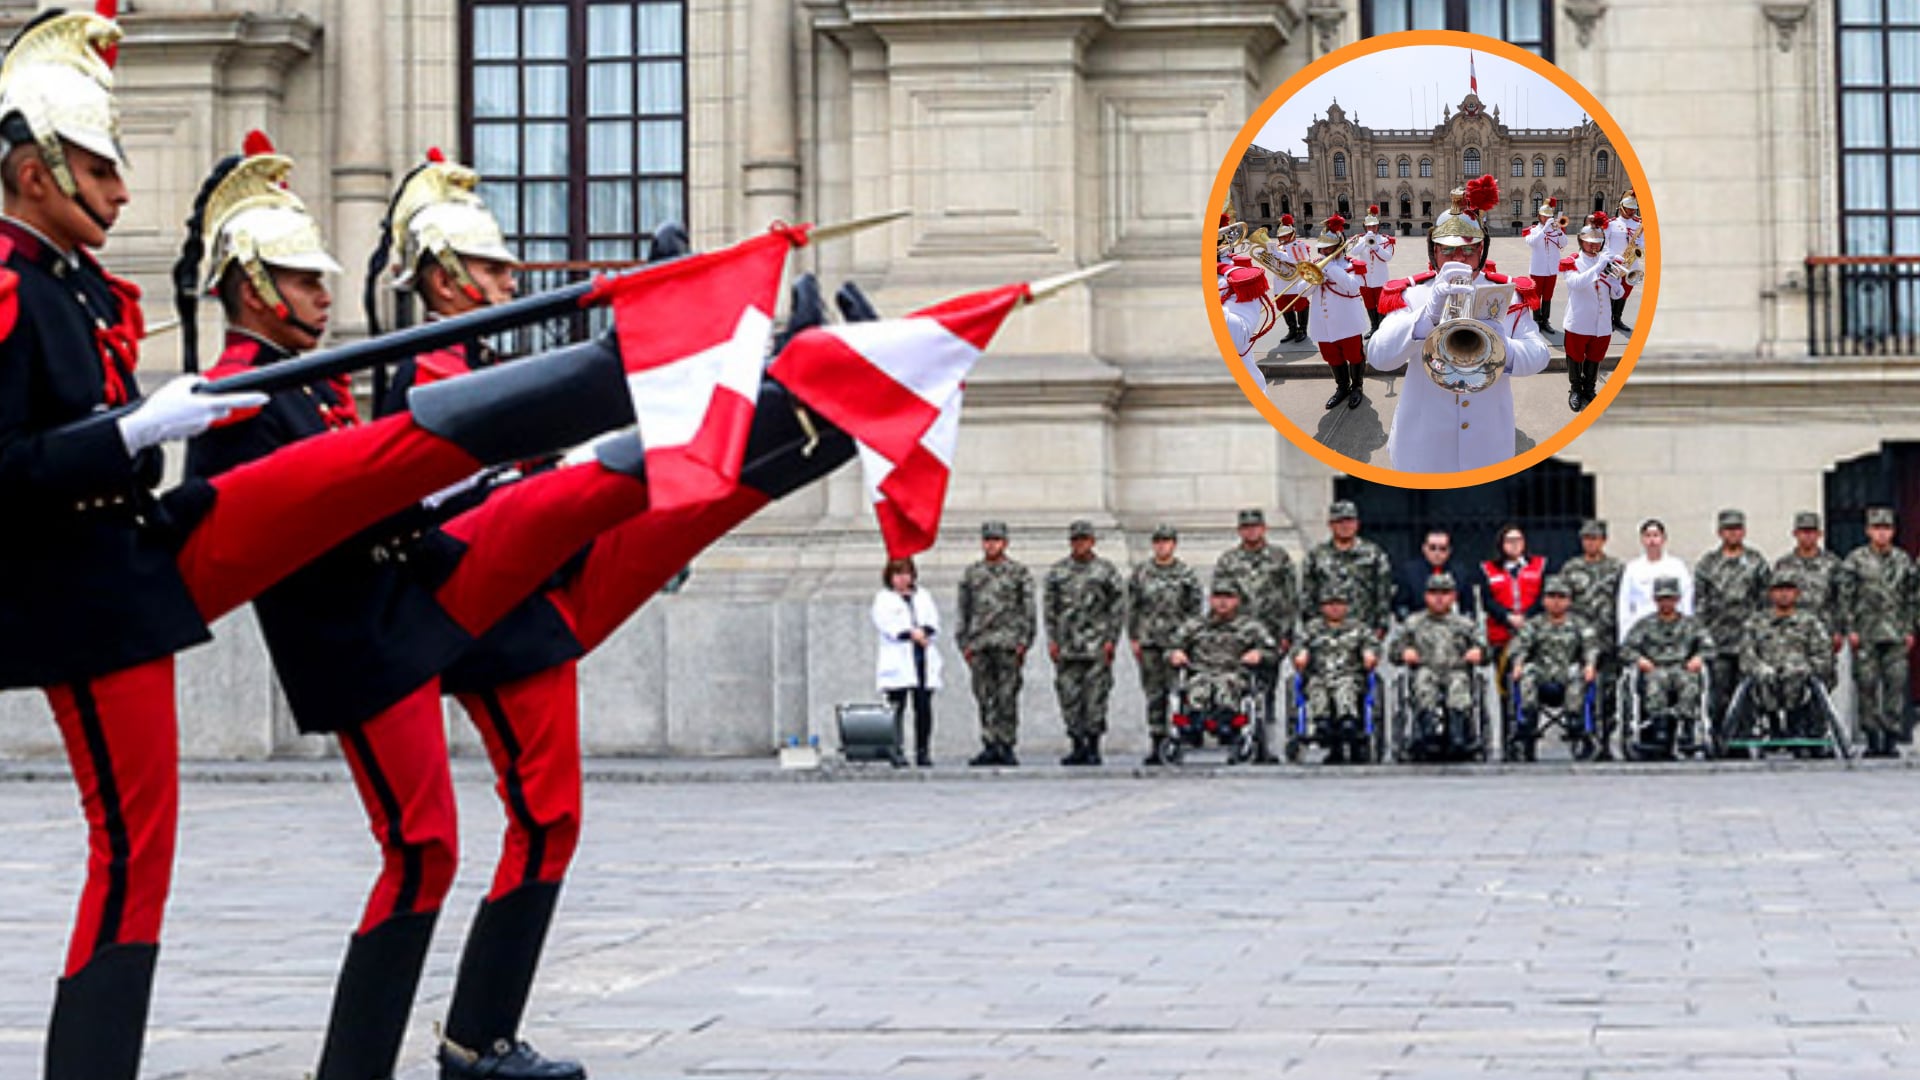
[1569,732,1598,762]
[1283,737,1302,764]
[1158,735,1185,766]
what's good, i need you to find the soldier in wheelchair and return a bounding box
[1724,568,1844,758]
[1163,579,1277,764]
[1387,572,1490,763]
[1287,585,1381,764]
[1618,576,1714,759]
[1505,576,1602,761]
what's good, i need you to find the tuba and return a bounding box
[1295,235,1358,287]
[1421,268,1509,394]
[1605,240,1646,285]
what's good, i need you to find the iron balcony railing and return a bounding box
[1806,255,1920,357]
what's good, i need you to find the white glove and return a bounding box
[116,375,268,455]
[1424,264,1476,317]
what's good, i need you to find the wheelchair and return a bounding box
[1163,663,1271,766]
[1505,668,1601,762]
[1390,661,1492,763]
[1616,664,1714,760]
[1719,672,1851,760]
[1285,670,1382,764]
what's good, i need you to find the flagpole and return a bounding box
[1025,262,1120,304]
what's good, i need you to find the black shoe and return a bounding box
[1324,365,1350,410]
[915,749,932,768]
[443,884,564,1078]
[440,1037,585,1080]
[1000,743,1019,766]
[1143,742,1168,766]
[888,747,909,768]
[969,744,1000,767]
[1325,744,1348,766]
[1346,367,1365,408]
[1569,388,1584,412]
[1060,736,1087,766]
[1086,737,1104,766]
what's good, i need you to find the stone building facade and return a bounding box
[1229,94,1619,237]
[2,0,1913,760]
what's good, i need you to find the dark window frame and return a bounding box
[1837,0,1920,256]
[1359,0,1555,61]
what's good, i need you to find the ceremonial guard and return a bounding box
[1355,205,1397,337]
[1385,573,1488,720]
[1522,197,1567,338]
[0,16,639,1077]
[1737,569,1835,744]
[1289,585,1379,764]
[1605,191,1643,334]
[1213,507,1299,761]
[1168,581,1276,725]
[1557,214,1625,411]
[959,521,1035,766]
[1301,501,1395,638]
[1129,524,1202,765]
[1559,520,1624,756]
[1045,520,1125,765]
[1221,264,1276,366]
[1694,509,1771,732]
[1775,510,1845,655]
[1506,577,1600,761]
[1838,507,1919,757]
[1620,578,1713,736]
[1268,214,1311,344]
[1367,211,1551,473]
[1299,216,1372,410]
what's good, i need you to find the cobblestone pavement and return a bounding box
[0,762,1914,1079]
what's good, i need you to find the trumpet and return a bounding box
[1555,213,1570,230]
[1421,268,1507,394]
[1294,235,1359,287]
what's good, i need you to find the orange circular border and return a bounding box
[1205,31,1658,489]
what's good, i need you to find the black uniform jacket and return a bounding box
[0,218,216,689]
[187,332,475,732]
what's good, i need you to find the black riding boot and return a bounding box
[969,742,1000,767]
[440,883,584,1080]
[1060,735,1087,766]
[1085,734,1104,765]
[914,710,933,767]
[1568,361,1585,412]
[1346,362,1366,407]
[1611,296,1633,335]
[315,910,440,1080]
[44,943,158,1080]
[1582,361,1602,407]
[1324,363,1350,409]
[1288,310,1308,343]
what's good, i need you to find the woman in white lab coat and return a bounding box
[873,557,943,766]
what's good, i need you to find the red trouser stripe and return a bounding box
[435,464,651,637]
[1564,331,1610,365]
[1316,335,1365,368]
[45,656,177,976]
[1361,285,1382,312]
[179,415,482,622]
[338,685,459,933]
[1620,282,1632,300]
[459,662,584,899]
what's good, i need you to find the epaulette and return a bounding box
[1508,275,1541,313]
[1347,258,1367,277]
[1483,271,1510,285]
[1558,256,1577,273]
[411,344,472,388]
[1483,261,1499,274]
[1377,276,1415,315]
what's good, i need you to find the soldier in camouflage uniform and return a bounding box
[1289,584,1380,764]
[1385,573,1488,759]
[1619,577,1713,755]
[1838,506,1919,758]
[1130,523,1203,765]
[1212,507,1298,762]
[1736,569,1836,745]
[1169,580,1277,723]
[1775,510,1845,669]
[1045,520,1125,765]
[1694,509,1772,732]
[1559,519,1624,757]
[1506,576,1600,761]
[1302,500,1395,638]
[957,521,1036,766]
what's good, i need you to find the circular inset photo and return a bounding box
[1207,33,1655,488]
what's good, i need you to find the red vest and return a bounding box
[1481,556,1546,646]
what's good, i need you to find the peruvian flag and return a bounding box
[768,283,1028,557]
[1470,51,1478,94]
[591,228,798,510]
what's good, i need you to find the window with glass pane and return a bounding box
[1399,159,1411,177]
[1362,1,1552,59]
[1554,157,1566,177]
[1839,0,1920,254]
[464,0,688,266]
[1334,153,1347,179]
[1377,158,1389,178]
[1464,148,1481,177]
[1511,158,1523,177]
[1420,158,1433,177]
[1533,157,1546,177]
[1595,150,1610,178]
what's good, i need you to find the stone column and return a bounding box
[330,0,391,340]
[745,0,801,229]
[1760,2,1813,358]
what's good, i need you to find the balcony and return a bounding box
[1806,255,1920,356]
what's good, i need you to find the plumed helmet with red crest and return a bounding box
[1274,213,1296,238]
[1363,203,1380,227]
[1537,196,1557,217]
[0,2,128,198]
[383,147,517,292]
[196,130,341,293]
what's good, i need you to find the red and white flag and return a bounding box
[1470,51,1478,94]
[590,228,799,510]
[768,283,1028,557]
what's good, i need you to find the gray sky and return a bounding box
[1253,46,1586,156]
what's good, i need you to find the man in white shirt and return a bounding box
[1522,197,1567,339]
[1605,192,1644,335]
[1617,517,1694,642]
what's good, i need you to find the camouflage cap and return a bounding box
[1717,508,1746,529]
[1793,511,1821,530]
[1653,576,1682,599]
[1069,519,1096,538]
[1210,578,1243,600]
[1151,523,1178,542]
[1318,583,1351,604]
[1769,567,1801,589]
[1542,575,1571,596]
[1425,571,1456,592]
[981,520,1009,540]
[1868,507,1897,527]
[1237,508,1265,527]
[1328,499,1359,521]
[1579,519,1608,539]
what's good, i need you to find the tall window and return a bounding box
[1401,197,1412,216]
[1593,191,1607,212]
[1554,156,1567,176]
[1259,201,1271,219]
[1377,158,1390,178]
[1362,1,1553,59]
[1399,158,1411,177]
[1334,152,1347,179]
[1534,156,1546,176]
[464,0,689,265]
[1595,149,1610,178]
[1511,157,1524,177]
[1840,0,1920,254]
[1464,148,1482,177]
[1420,157,1433,177]
[1511,197,1523,217]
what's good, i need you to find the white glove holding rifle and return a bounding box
[116,375,268,455]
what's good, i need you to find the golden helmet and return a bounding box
[200,130,342,294]
[1618,190,1639,211]
[1431,212,1485,249]
[387,148,516,291]
[0,10,127,195]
